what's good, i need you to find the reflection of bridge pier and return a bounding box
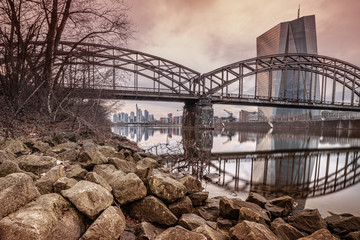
[183,98,214,129]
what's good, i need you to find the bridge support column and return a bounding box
[183,99,214,129]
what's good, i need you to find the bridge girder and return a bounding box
[200,54,360,109]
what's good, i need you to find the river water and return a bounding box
[112,125,360,217]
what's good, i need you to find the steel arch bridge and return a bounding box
[2,41,360,111]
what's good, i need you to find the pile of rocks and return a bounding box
[0,134,359,239]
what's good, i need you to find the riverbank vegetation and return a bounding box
[0,0,132,138]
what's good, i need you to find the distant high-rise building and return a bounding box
[144,110,149,123]
[257,15,319,121]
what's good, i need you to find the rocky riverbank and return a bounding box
[0,133,359,239]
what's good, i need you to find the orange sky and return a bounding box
[120,0,360,117]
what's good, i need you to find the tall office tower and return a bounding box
[257,15,319,121]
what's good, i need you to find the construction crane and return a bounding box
[223,109,236,122]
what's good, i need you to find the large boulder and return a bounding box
[178,213,207,230]
[66,164,88,180]
[219,197,270,223]
[0,160,23,177]
[189,191,209,206]
[85,172,112,192]
[98,145,120,158]
[271,217,307,240]
[168,196,193,218]
[61,180,113,219]
[180,175,202,194]
[288,209,327,234]
[148,174,187,203]
[135,222,165,240]
[24,139,51,153]
[325,214,360,235]
[229,220,277,240]
[53,177,78,193]
[15,155,57,174]
[0,150,16,163]
[80,206,126,240]
[47,205,85,240]
[193,224,230,240]
[135,157,158,180]
[93,164,125,184]
[1,140,30,156]
[129,195,178,226]
[35,165,65,194]
[246,192,267,208]
[0,173,40,219]
[265,196,294,218]
[78,141,108,167]
[238,207,269,225]
[298,229,339,240]
[111,173,147,204]
[0,193,84,240]
[108,157,136,173]
[156,226,207,240]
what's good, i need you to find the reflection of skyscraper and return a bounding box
[257,15,319,121]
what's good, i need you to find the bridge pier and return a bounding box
[183,99,214,129]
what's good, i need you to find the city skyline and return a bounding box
[117,0,360,119]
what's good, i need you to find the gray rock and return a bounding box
[24,139,51,153]
[156,226,207,240]
[1,140,30,156]
[85,172,112,192]
[169,196,193,218]
[0,160,23,177]
[0,173,40,219]
[58,149,78,162]
[219,197,270,223]
[189,191,209,206]
[135,222,165,240]
[93,164,125,184]
[0,193,84,240]
[179,213,207,230]
[80,206,126,240]
[246,192,267,208]
[61,180,113,219]
[230,220,277,240]
[108,157,136,173]
[135,157,158,180]
[180,175,202,194]
[111,172,147,204]
[298,229,339,240]
[78,141,108,167]
[148,174,187,203]
[271,217,307,240]
[15,155,57,174]
[266,196,294,217]
[129,195,178,226]
[53,177,78,193]
[288,209,327,234]
[193,224,230,240]
[47,206,85,240]
[325,214,360,235]
[0,150,16,163]
[66,164,88,180]
[35,165,65,194]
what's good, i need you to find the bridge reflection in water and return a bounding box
[163,136,360,210]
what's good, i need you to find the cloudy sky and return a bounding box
[117,0,360,118]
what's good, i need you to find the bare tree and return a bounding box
[0,0,132,130]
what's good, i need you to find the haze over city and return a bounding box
[117,0,360,119]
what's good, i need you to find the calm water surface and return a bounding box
[113,125,360,217]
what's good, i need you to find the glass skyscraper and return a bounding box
[257,15,320,121]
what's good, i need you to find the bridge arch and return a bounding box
[199,54,360,109]
[25,41,201,98]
